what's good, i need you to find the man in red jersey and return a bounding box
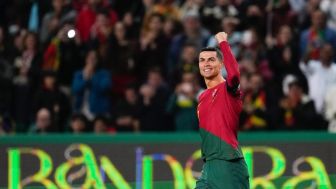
[195,32,249,189]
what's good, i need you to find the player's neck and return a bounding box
[205,76,225,89]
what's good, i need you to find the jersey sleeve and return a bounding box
[219,41,240,95]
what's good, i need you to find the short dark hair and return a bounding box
[93,115,109,125]
[200,47,223,61]
[148,67,163,76]
[71,113,88,123]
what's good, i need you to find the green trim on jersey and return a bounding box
[200,128,244,161]
[195,158,250,189]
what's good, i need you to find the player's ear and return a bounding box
[218,60,224,67]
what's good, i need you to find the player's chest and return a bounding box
[197,88,224,118]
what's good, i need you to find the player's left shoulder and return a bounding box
[225,82,241,98]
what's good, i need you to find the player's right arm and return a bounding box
[215,32,240,94]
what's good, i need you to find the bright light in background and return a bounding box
[67,29,76,39]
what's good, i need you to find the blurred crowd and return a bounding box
[0,0,336,134]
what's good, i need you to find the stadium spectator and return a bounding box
[266,25,301,86]
[29,108,54,133]
[300,43,336,114]
[12,32,41,132]
[200,0,239,33]
[240,73,269,130]
[166,72,198,131]
[179,0,204,22]
[177,71,204,99]
[33,71,71,132]
[240,2,267,35]
[75,0,118,43]
[128,0,155,38]
[320,0,336,31]
[93,115,111,133]
[239,28,272,82]
[0,27,13,121]
[277,81,326,130]
[324,85,336,132]
[170,43,199,86]
[39,0,77,45]
[138,13,170,78]
[178,43,199,73]
[139,69,171,131]
[267,0,297,34]
[108,21,133,71]
[296,0,321,30]
[163,17,180,40]
[0,114,14,134]
[70,113,88,133]
[168,10,211,75]
[7,30,26,64]
[113,0,138,19]
[89,10,112,45]
[300,9,336,60]
[207,17,241,57]
[72,50,112,121]
[121,12,140,40]
[43,23,82,90]
[0,0,50,30]
[113,85,141,132]
[151,0,180,21]
[13,32,42,89]
[107,22,136,96]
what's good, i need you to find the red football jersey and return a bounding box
[197,41,243,160]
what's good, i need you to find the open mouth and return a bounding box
[203,68,212,73]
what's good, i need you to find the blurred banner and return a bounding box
[0,132,336,189]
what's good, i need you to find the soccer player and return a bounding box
[195,32,249,189]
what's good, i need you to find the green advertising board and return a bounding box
[0,132,336,189]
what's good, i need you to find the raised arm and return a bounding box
[215,32,240,90]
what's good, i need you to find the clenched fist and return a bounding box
[215,32,228,44]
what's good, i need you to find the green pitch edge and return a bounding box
[0,132,336,144]
[1,175,336,189]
